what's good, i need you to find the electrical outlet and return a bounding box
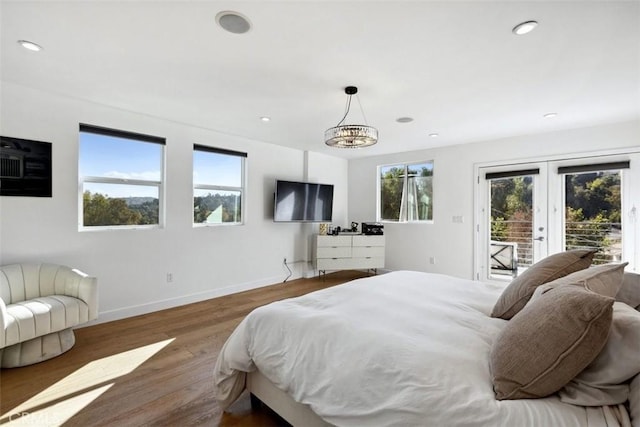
[429,257,436,265]
[166,273,173,283]
[283,257,287,265]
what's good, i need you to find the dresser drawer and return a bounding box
[316,235,352,247]
[351,257,385,269]
[352,246,385,258]
[352,235,385,247]
[317,257,359,270]
[317,246,352,259]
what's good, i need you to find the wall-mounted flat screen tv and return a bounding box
[274,180,333,222]
[0,136,52,197]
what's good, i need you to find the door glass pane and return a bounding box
[564,171,622,264]
[489,175,534,277]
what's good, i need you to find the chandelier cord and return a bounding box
[336,95,353,127]
[335,94,370,126]
[355,94,369,125]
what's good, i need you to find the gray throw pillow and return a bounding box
[490,284,614,400]
[491,249,595,320]
[616,272,640,309]
[533,262,627,299]
[560,302,640,406]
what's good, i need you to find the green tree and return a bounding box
[565,207,611,263]
[193,193,241,223]
[83,191,143,226]
[131,199,159,224]
[380,167,404,221]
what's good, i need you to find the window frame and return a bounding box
[78,123,166,231]
[192,144,247,227]
[377,160,434,223]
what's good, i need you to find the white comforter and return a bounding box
[214,271,626,426]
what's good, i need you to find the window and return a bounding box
[79,124,164,229]
[378,161,433,222]
[193,145,246,225]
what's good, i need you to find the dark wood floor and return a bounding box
[0,270,367,426]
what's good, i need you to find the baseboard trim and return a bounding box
[83,273,293,326]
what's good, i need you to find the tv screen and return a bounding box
[274,180,333,222]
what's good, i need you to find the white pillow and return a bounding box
[560,302,640,406]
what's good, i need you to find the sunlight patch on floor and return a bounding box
[3,384,114,426]
[1,338,175,424]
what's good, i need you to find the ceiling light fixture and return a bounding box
[260,116,271,122]
[429,133,439,138]
[216,11,252,34]
[325,86,378,148]
[17,40,43,51]
[396,117,414,123]
[543,112,558,118]
[512,20,538,35]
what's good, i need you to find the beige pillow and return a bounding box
[490,284,614,400]
[534,262,628,299]
[617,272,640,309]
[491,249,595,320]
[630,374,640,427]
[559,302,640,406]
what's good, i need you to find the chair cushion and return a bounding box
[3,296,90,347]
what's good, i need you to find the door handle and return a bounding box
[533,236,545,241]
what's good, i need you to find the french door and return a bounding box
[475,152,639,282]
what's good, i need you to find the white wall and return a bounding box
[0,82,348,322]
[348,120,640,279]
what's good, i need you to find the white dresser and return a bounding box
[313,234,385,274]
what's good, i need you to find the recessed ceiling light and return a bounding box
[396,117,414,123]
[428,133,439,138]
[543,112,558,118]
[17,40,43,51]
[512,20,538,36]
[260,116,271,122]
[216,11,252,34]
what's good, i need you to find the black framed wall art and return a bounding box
[0,136,52,197]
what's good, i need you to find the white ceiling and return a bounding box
[1,1,639,159]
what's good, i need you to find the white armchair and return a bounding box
[0,263,98,367]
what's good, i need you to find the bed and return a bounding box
[214,266,640,427]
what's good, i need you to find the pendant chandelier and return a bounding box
[324,86,378,148]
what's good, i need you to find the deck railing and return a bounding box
[491,220,621,269]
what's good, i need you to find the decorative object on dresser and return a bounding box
[362,222,384,235]
[313,234,385,276]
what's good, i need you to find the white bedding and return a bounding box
[214,270,628,426]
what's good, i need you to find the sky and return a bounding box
[80,132,241,198]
